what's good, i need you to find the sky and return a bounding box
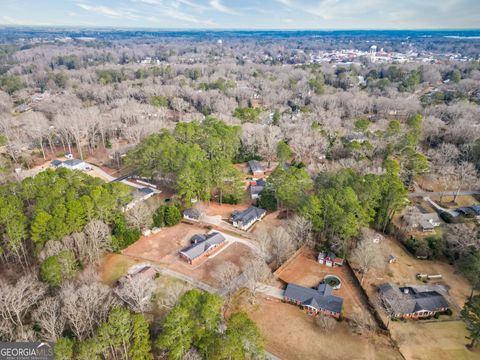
[1,0,479,30]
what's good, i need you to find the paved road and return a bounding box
[409,190,480,198]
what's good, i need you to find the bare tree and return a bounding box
[215,261,241,313]
[351,238,384,285]
[60,281,117,340]
[286,215,314,248]
[32,297,65,342]
[256,227,295,268]
[125,202,153,230]
[114,274,156,313]
[157,282,192,309]
[83,220,112,264]
[242,256,271,304]
[0,275,47,341]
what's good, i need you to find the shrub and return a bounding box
[153,205,182,227]
[111,214,141,251]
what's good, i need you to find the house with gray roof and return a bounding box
[378,283,449,319]
[183,208,201,221]
[284,283,343,318]
[231,206,266,230]
[59,159,89,171]
[248,160,264,177]
[180,232,226,264]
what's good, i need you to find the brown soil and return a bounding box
[122,223,205,264]
[247,295,402,360]
[275,248,371,320]
[167,242,255,287]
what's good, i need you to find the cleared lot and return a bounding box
[247,295,402,360]
[275,248,372,320]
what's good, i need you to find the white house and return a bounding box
[59,159,90,171]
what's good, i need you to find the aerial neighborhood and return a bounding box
[0,26,479,360]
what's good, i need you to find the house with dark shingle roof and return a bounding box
[284,283,343,318]
[248,160,264,177]
[231,206,266,230]
[180,232,226,265]
[183,208,201,221]
[378,283,449,319]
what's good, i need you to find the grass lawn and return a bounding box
[98,253,143,285]
[390,320,480,360]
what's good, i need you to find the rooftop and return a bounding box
[248,160,264,173]
[378,283,449,315]
[180,232,226,261]
[232,206,266,225]
[285,283,343,314]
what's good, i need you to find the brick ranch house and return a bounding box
[180,232,226,265]
[378,283,449,319]
[284,283,344,318]
[231,206,266,231]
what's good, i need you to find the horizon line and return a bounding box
[1,25,480,32]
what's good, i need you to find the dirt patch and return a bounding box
[247,295,402,360]
[167,242,255,287]
[389,320,479,360]
[275,248,371,320]
[204,202,249,219]
[359,236,473,314]
[122,223,205,264]
[349,235,479,360]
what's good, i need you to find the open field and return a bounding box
[389,320,479,360]
[122,222,204,264]
[98,253,144,284]
[348,235,479,359]
[359,236,474,314]
[167,241,255,287]
[247,295,402,360]
[204,202,249,219]
[275,248,372,320]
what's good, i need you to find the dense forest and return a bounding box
[0,30,479,358]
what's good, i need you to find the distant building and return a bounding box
[284,283,343,318]
[318,252,344,267]
[378,283,449,319]
[59,159,89,171]
[248,160,264,177]
[183,208,201,222]
[250,179,266,200]
[125,188,156,211]
[231,206,266,231]
[180,232,226,265]
[51,159,63,168]
[344,133,367,144]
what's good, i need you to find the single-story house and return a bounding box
[472,205,480,219]
[284,283,343,318]
[124,187,156,211]
[248,160,264,177]
[456,206,480,219]
[250,184,265,200]
[183,208,201,221]
[59,159,90,171]
[231,206,266,231]
[344,133,367,143]
[180,232,226,265]
[116,265,158,287]
[51,159,63,168]
[318,251,344,267]
[419,213,441,232]
[378,283,449,319]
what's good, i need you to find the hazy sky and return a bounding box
[1,0,479,29]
